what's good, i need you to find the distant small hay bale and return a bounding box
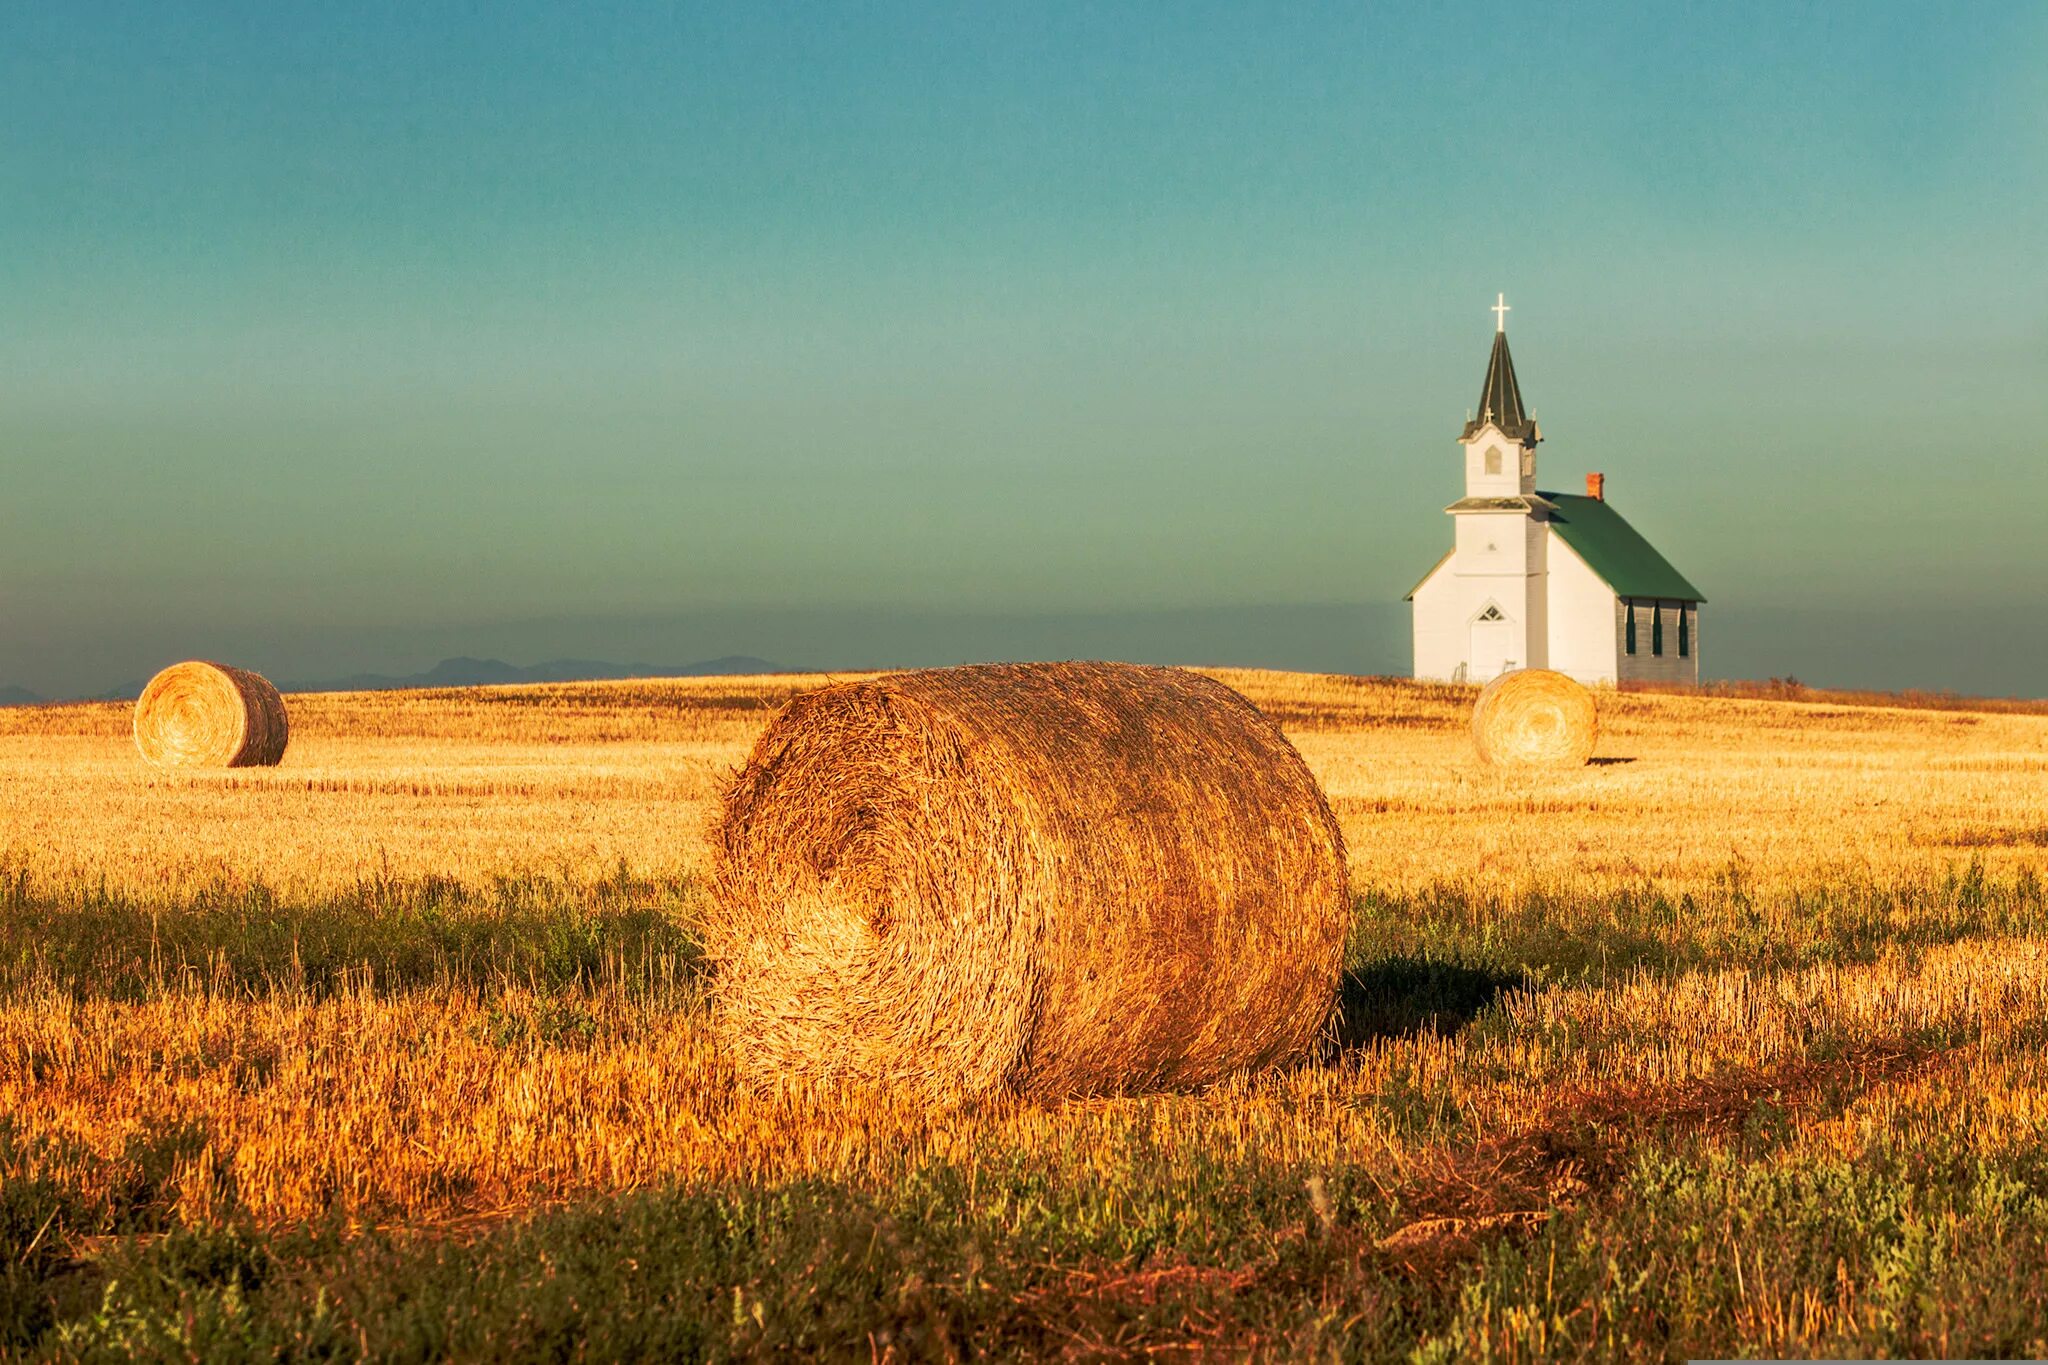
[1471,668,1597,768]
[133,662,290,769]
[704,661,1351,1103]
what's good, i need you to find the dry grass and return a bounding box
[1625,675,2048,716]
[8,668,2048,905]
[5,936,2040,1228]
[0,673,825,901]
[706,662,1349,1100]
[4,667,2048,1356]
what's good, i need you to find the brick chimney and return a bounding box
[1586,472,1605,502]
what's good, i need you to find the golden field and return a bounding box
[3,670,2047,1359]
[7,669,2046,902]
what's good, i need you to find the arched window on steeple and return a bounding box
[1484,447,1502,476]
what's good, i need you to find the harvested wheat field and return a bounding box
[4,669,2048,1359]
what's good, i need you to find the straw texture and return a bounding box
[705,661,1351,1103]
[133,662,290,769]
[1471,668,1597,768]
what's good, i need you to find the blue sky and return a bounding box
[3,2,2045,697]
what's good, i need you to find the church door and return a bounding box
[1469,604,1514,683]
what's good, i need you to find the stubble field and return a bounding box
[3,670,2047,1360]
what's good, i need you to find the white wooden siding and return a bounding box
[1544,532,1618,684]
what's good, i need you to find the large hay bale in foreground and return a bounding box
[706,661,1351,1102]
[1471,668,1597,768]
[133,662,290,769]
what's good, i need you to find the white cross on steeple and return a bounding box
[1492,292,1510,333]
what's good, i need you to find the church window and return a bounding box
[1679,604,1690,657]
[1625,601,1637,655]
[1477,604,1505,622]
[1484,447,1502,475]
[1652,602,1664,656]
[1521,450,1533,477]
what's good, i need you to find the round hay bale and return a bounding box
[705,661,1350,1102]
[133,662,290,769]
[1471,668,1597,768]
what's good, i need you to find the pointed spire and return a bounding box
[1461,301,1539,444]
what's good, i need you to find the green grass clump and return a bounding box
[1353,861,2048,982]
[0,868,699,1001]
[14,1130,2048,1362]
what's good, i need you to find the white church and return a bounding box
[1408,297,1704,687]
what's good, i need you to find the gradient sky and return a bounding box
[4,2,2046,698]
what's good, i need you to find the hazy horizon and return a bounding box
[11,597,2048,704]
[6,3,2046,700]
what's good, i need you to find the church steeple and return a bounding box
[1461,295,1540,445]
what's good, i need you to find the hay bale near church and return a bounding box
[1471,668,1597,768]
[133,662,290,769]
[703,661,1351,1103]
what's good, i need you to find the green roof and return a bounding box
[1540,492,1705,602]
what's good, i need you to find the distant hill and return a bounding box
[284,655,782,694]
[8,657,785,705]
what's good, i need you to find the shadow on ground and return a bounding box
[1328,956,1524,1052]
